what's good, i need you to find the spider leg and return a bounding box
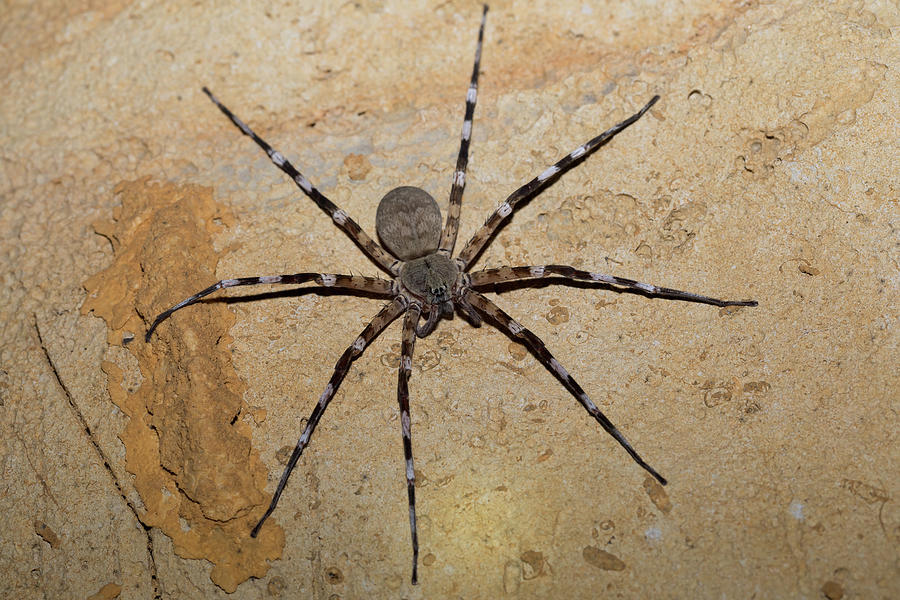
[397,304,423,584]
[145,273,393,341]
[455,289,483,326]
[252,296,407,537]
[457,96,659,269]
[438,4,488,256]
[202,87,400,275]
[469,265,757,307]
[463,289,667,485]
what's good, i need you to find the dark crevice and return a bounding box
[34,316,161,600]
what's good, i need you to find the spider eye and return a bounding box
[427,284,452,304]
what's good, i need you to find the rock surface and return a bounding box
[1,1,897,598]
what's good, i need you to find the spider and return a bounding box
[145,4,756,585]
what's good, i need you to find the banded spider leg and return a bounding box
[251,297,407,536]
[439,3,488,256]
[463,289,667,482]
[456,94,660,268]
[145,274,392,341]
[468,266,758,308]
[397,304,422,583]
[202,87,401,276]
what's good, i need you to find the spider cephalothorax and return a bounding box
[146,4,755,585]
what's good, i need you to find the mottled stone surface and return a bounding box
[1,1,897,598]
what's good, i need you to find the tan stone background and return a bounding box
[2,1,897,598]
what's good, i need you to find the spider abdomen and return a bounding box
[376,186,442,260]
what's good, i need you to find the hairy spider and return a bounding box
[146,5,756,584]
